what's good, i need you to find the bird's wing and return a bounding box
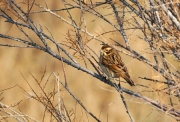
[113,51,131,78]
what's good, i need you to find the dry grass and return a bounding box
[0,0,180,121]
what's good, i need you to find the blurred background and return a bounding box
[0,0,179,121]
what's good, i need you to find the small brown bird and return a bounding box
[99,44,135,86]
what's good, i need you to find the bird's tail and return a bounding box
[124,75,135,86]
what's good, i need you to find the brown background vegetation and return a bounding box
[0,0,179,121]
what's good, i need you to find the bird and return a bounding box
[99,44,135,86]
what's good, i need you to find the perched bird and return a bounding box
[99,44,135,86]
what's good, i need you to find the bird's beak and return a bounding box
[99,50,104,56]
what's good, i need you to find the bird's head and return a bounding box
[100,44,113,56]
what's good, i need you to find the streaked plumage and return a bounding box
[99,44,135,86]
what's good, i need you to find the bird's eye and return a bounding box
[105,48,112,54]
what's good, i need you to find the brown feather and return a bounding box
[100,45,135,86]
